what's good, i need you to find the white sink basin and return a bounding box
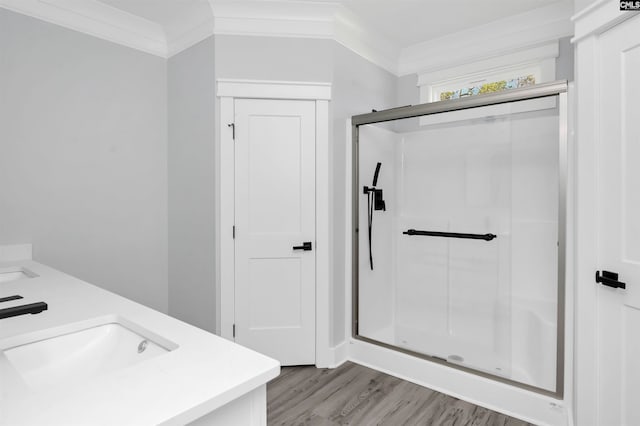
[3,319,177,391]
[0,267,37,284]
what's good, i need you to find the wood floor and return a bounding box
[267,362,534,426]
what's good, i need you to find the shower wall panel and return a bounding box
[395,116,512,375]
[357,125,397,342]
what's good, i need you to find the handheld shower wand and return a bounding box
[363,162,386,270]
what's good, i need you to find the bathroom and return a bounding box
[0,0,638,425]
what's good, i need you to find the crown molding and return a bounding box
[209,1,399,75]
[398,1,574,76]
[571,0,639,42]
[0,0,399,73]
[0,0,574,77]
[164,1,216,57]
[332,6,399,75]
[0,0,167,57]
[210,1,336,39]
[167,17,215,58]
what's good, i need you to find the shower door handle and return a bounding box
[293,242,313,251]
[596,270,626,289]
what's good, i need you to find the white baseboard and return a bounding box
[0,244,33,262]
[325,341,348,368]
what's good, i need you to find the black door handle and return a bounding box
[596,270,626,289]
[293,242,312,251]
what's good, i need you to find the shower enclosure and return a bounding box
[352,81,567,397]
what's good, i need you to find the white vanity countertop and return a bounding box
[0,260,280,426]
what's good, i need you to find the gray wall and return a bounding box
[167,36,217,332]
[214,35,333,81]
[331,43,398,345]
[0,9,169,312]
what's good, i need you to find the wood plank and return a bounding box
[267,362,534,426]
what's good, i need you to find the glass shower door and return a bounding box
[356,96,561,394]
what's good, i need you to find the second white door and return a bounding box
[595,15,640,426]
[234,98,316,366]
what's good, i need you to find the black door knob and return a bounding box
[596,270,626,289]
[293,242,312,251]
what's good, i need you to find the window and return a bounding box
[429,62,545,103]
[438,74,536,101]
[418,42,558,104]
[416,42,559,125]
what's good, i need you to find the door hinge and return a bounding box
[232,225,235,239]
[228,123,235,140]
[232,324,236,338]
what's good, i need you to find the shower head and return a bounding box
[372,162,381,187]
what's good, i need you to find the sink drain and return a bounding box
[138,340,148,354]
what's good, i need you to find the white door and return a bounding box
[596,15,640,426]
[234,98,316,366]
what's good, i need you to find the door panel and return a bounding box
[234,98,316,366]
[247,115,303,234]
[597,15,640,425]
[248,258,302,329]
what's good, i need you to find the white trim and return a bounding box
[219,96,235,340]
[217,79,331,100]
[315,99,331,368]
[571,0,639,43]
[166,17,215,58]
[327,341,349,369]
[344,119,354,348]
[217,80,332,368]
[0,0,167,57]
[571,27,600,426]
[398,2,573,76]
[563,83,577,426]
[212,16,333,40]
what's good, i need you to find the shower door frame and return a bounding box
[351,80,568,398]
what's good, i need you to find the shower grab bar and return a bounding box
[403,229,497,241]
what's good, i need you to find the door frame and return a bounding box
[216,79,332,367]
[572,3,640,424]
